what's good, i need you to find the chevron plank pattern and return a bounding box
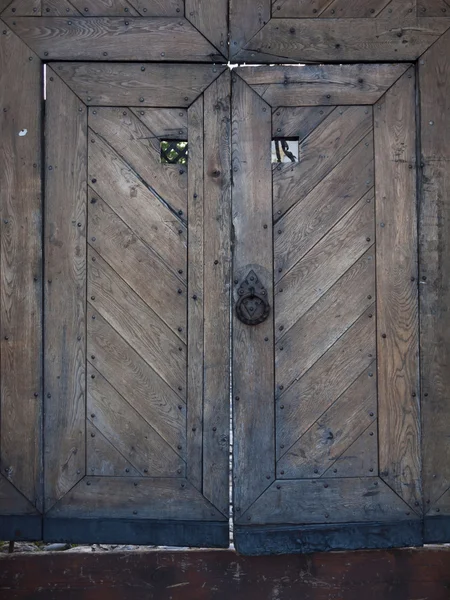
[86,107,187,478]
[274,105,377,480]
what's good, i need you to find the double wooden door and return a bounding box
[40,62,420,553]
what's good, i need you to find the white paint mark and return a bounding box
[18,129,28,137]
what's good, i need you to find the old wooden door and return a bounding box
[232,64,421,554]
[43,63,231,546]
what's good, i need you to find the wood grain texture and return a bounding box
[272,106,334,138]
[320,0,393,18]
[41,1,81,15]
[47,477,225,521]
[202,71,231,517]
[418,0,450,16]
[0,26,42,510]
[86,421,141,478]
[234,17,450,63]
[0,475,39,515]
[130,107,187,139]
[4,17,221,61]
[277,367,377,478]
[1,0,40,16]
[69,0,139,15]
[232,75,274,514]
[44,68,87,512]
[419,28,450,511]
[272,0,334,17]
[240,478,416,525]
[129,0,184,16]
[53,63,225,107]
[375,68,420,511]
[229,0,270,57]
[187,96,204,492]
[186,0,228,56]
[325,422,378,478]
[239,64,410,106]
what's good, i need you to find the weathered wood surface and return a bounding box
[418,0,450,16]
[239,64,410,106]
[68,0,140,16]
[3,548,450,600]
[3,17,221,60]
[420,28,450,516]
[232,75,274,515]
[53,63,225,107]
[1,0,40,16]
[374,68,420,511]
[229,0,270,57]
[202,71,231,517]
[186,0,228,56]
[44,67,87,511]
[0,26,42,511]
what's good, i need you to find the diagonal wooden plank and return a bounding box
[47,477,226,521]
[418,0,450,16]
[320,0,393,18]
[277,365,377,475]
[239,478,417,525]
[88,193,186,340]
[229,0,271,57]
[88,247,186,396]
[88,129,186,279]
[277,307,376,453]
[89,107,187,217]
[69,0,139,15]
[275,132,374,277]
[88,307,185,453]
[273,105,372,218]
[276,248,375,392]
[272,106,335,139]
[4,18,221,61]
[186,0,228,56]
[242,64,410,106]
[87,421,141,478]
[130,107,188,139]
[324,422,378,478]
[275,193,375,339]
[1,0,40,16]
[272,0,334,17]
[378,0,416,17]
[129,0,184,16]
[42,0,81,14]
[0,475,39,515]
[87,365,186,475]
[234,17,450,63]
[52,63,225,107]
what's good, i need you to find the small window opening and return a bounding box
[160,140,188,164]
[271,138,299,164]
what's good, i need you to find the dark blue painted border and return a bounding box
[424,516,450,543]
[234,521,423,555]
[44,518,229,548]
[0,516,42,541]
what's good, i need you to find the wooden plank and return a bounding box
[378,0,417,17]
[186,0,228,56]
[202,71,231,516]
[229,0,271,56]
[274,133,373,277]
[130,107,188,139]
[418,0,450,16]
[235,18,450,63]
[89,106,187,218]
[47,478,225,521]
[69,0,139,15]
[0,0,13,12]
[273,105,373,218]
[277,307,376,452]
[240,478,416,525]
[86,421,141,478]
[186,96,204,492]
[53,63,225,107]
[375,68,420,511]
[419,29,450,510]
[87,365,186,475]
[44,67,86,511]
[275,249,375,393]
[88,247,186,396]
[325,423,378,478]
[275,194,375,338]
[272,0,334,17]
[6,548,450,599]
[232,75,274,515]
[240,64,410,106]
[0,475,39,515]
[277,367,377,477]
[88,129,186,279]
[129,0,184,16]
[272,106,334,139]
[88,193,186,339]
[41,1,81,15]
[4,17,221,61]
[1,0,40,16]
[320,0,392,18]
[0,26,42,510]
[87,307,185,452]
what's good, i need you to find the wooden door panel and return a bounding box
[44,64,230,547]
[233,64,421,554]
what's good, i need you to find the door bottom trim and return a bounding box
[424,516,450,544]
[234,520,422,555]
[0,516,42,541]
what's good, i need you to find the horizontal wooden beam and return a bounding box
[2,548,450,599]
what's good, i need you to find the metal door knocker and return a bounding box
[235,270,270,326]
